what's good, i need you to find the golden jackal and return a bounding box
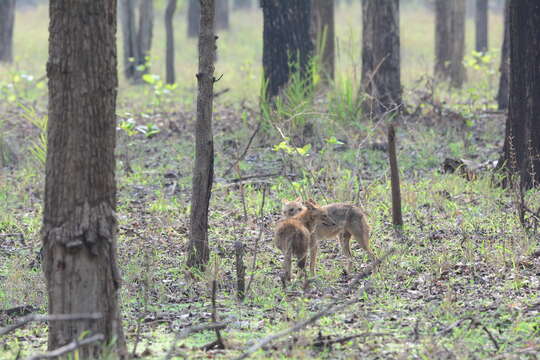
[274,200,335,284]
[282,198,373,274]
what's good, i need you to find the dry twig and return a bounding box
[26,334,104,360]
[0,313,102,336]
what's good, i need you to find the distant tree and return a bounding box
[261,0,313,99]
[188,0,228,38]
[187,0,199,38]
[498,0,540,189]
[0,0,16,63]
[361,0,401,115]
[215,0,229,30]
[43,0,127,357]
[497,0,509,110]
[165,0,178,84]
[435,0,466,88]
[234,0,251,10]
[475,0,488,52]
[311,0,335,84]
[187,0,216,269]
[119,0,154,82]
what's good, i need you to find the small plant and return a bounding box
[19,103,47,167]
[142,73,178,108]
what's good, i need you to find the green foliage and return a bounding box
[19,103,47,167]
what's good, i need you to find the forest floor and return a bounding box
[2,3,540,360]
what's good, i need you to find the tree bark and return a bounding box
[311,0,335,84]
[499,0,540,189]
[435,0,466,88]
[187,0,216,269]
[475,0,488,53]
[497,0,509,110]
[44,0,126,358]
[261,0,313,99]
[0,0,16,63]
[361,0,401,115]
[165,0,177,84]
[215,0,229,30]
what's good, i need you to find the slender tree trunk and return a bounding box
[120,0,137,79]
[311,0,335,84]
[261,0,313,99]
[0,0,15,63]
[215,0,229,30]
[475,0,489,52]
[497,0,510,110]
[165,0,177,84]
[234,0,251,10]
[187,0,216,269]
[44,0,126,357]
[187,0,200,38]
[499,0,540,189]
[136,0,153,79]
[435,0,466,88]
[361,0,401,115]
[449,0,466,88]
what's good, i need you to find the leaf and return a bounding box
[142,74,157,85]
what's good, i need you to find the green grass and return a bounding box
[1,3,538,360]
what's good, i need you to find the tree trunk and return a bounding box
[497,0,509,110]
[475,0,488,53]
[187,0,200,38]
[120,0,137,79]
[234,0,251,10]
[499,0,540,189]
[215,0,229,30]
[44,0,126,358]
[311,0,335,84]
[187,0,216,269]
[0,0,16,63]
[435,0,466,88]
[119,0,153,82]
[261,0,313,99]
[361,0,401,115]
[165,0,177,84]
[136,0,153,79]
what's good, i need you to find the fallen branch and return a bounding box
[0,313,102,336]
[164,322,229,360]
[235,248,395,360]
[26,334,104,360]
[313,331,391,348]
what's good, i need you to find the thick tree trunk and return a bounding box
[475,0,488,53]
[234,0,251,10]
[0,0,16,63]
[165,0,177,84]
[261,0,313,99]
[361,0,401,115]
[497,0,510,110]
[215,0,229,30]
[187,0,200,38]
[435,0,466,88]
[44,0,126,358]
[312,0,335,84]
[499,0,540,189]
[187,0,216,269]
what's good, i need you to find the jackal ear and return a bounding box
[305,198,318,206]
[294,196,301,202]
